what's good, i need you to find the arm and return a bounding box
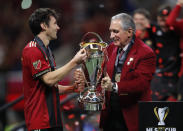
[58,84,75,94]
[166,1,182,27]
[41,49,87,86]
[58,78,85,94]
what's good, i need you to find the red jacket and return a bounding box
[100,37,156,131]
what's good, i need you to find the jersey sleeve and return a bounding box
[22,47,51,79]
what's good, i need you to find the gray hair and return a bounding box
[111,13,136,34]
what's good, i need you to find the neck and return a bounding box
[37,33,50,47]
[139,30,147,39]
[121,37,132,48]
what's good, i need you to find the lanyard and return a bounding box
[34,36,55,71]
[115,36,135,74]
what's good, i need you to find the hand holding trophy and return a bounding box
[74,32,108,111]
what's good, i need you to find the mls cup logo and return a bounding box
[154,107,169,126]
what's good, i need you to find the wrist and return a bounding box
[72,84,77,93]
[112,83,118,93]
[70,59,78,67]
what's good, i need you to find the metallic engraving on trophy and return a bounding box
[78,32,108,111]
[154,106,169,126]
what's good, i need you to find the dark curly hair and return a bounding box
[29,8,59,36]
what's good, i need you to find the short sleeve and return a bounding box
[22,47,51,79]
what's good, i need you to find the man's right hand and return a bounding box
[72,48,87,65]
[74,69,86,92]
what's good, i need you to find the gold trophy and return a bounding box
[78,32,108,111]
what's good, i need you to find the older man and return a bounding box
[100,13,156,131]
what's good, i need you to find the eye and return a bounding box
[113,30,119,33]
[110,29,119,33]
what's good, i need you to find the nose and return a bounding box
[110,32,114,39]
[57,25,60,30]
[134,19,139,23]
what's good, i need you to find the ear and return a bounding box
[40,23,47,30]
[127,28,133,37]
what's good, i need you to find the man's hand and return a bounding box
[73,68,86,93]
[101,75,113,91]
[73,82,85,93]
[72,48,87,65]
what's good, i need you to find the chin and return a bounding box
[113,42,121,47]
[52,36,57,40]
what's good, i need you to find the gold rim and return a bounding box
[80,42,107,48]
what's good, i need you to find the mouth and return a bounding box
[112,38,119,43]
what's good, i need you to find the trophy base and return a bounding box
[78,88,104,111]
[80,102,103,111]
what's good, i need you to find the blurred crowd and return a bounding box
[0,0,182,131]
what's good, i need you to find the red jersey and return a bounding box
[22,37,62,130]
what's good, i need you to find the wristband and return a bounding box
[112,83,118,93]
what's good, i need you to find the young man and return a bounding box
[22,8,86,131]
[133,8,155,49]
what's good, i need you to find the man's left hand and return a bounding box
[73,68,86,93]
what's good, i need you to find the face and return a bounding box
[109,19,132,47]
[133,13,149,30]
[45,16,60,40]
[157,16,168,32]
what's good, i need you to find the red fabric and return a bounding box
[100,37,156,131]
[6,78,24,110]
[135,30,149,40]
[6,94,24,110]
[167,96,177,101]
[166,5,183,77]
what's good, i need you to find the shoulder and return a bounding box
[147,23,160,35]
[107,42,115,50]
[22,41,42,58]
[135,37,156,57]
[106,42,116,54]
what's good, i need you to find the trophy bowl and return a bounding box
[78,32,108,111]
